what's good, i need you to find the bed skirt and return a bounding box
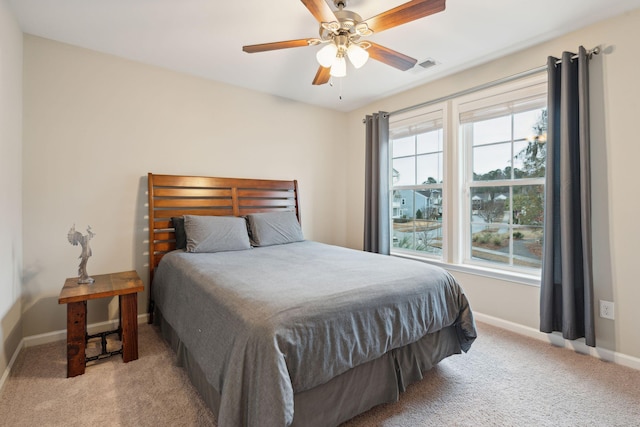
[155,309,463,426]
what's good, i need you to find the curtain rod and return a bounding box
[367,46,601,120]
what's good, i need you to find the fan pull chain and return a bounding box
[329,77,343,101]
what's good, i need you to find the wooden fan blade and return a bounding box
[243,39,314,53]
[312,66,331,85]
[367,42,417,71]
[363,0,446,33]
[301,0,337,23]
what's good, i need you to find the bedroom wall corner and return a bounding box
[0,0,24,381]
[21,35,349,338]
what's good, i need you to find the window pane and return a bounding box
[514,135,547,179]
[417,153,442,184]
[417,129,442,154]
[470,186,510,266]
[391,189,403,220]
[392,157,415,186]
[469,184,543,268]
[473,143,511,180]
[392,189,411,221]
[512,140,528,177]
[512,226,543,268]
[392,135,415,157]
[513,185,544,226]
[470,187,509,227]
[392,190,443,255]
[472,116,511,146]
[513,109,545,140]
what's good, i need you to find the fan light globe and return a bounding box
[330,56,347,77]
[316,44,338,68]
[347,44,369,69]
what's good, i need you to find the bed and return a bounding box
[147,173,477,427]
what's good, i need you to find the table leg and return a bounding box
[118,296,123,340]
[120,293,138,362]
[66,301,86,377]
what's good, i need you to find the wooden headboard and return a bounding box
[147,173,300,316]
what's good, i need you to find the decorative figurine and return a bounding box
[68,225,95,284]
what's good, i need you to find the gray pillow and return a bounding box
[246,212,304,247]
[184,215,251,253]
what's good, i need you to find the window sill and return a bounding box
[390,251,541,287]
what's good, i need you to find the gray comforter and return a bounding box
[153,241,476,427]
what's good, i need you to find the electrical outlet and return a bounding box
[599,300,614,320]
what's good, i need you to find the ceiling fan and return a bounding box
[242,0,446,85]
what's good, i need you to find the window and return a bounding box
[390,107,445,258]
[388,75,547,278]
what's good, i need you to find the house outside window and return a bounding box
[389,74,547,279]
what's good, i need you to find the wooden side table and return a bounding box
[58,270,144,377]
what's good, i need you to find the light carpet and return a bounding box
[1,322,639,426]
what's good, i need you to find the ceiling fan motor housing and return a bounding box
[319,8,368,43]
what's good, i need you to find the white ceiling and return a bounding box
[9,0,640,112]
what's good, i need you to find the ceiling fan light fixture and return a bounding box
[330,56,347,77]
[316,43,338,68]
[347,43,369,69]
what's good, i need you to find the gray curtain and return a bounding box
[364,112,390,254]
[540,47,595,347]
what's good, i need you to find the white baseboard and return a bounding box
[0,313,150,394]
[0,338,24,396]
[474,312,640,371]
[22,313,150,348]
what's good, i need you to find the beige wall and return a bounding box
[21,35,349,337]
[346,9,640,359]
[0,0,23,377]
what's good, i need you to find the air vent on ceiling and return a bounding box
[418,58,437,69]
